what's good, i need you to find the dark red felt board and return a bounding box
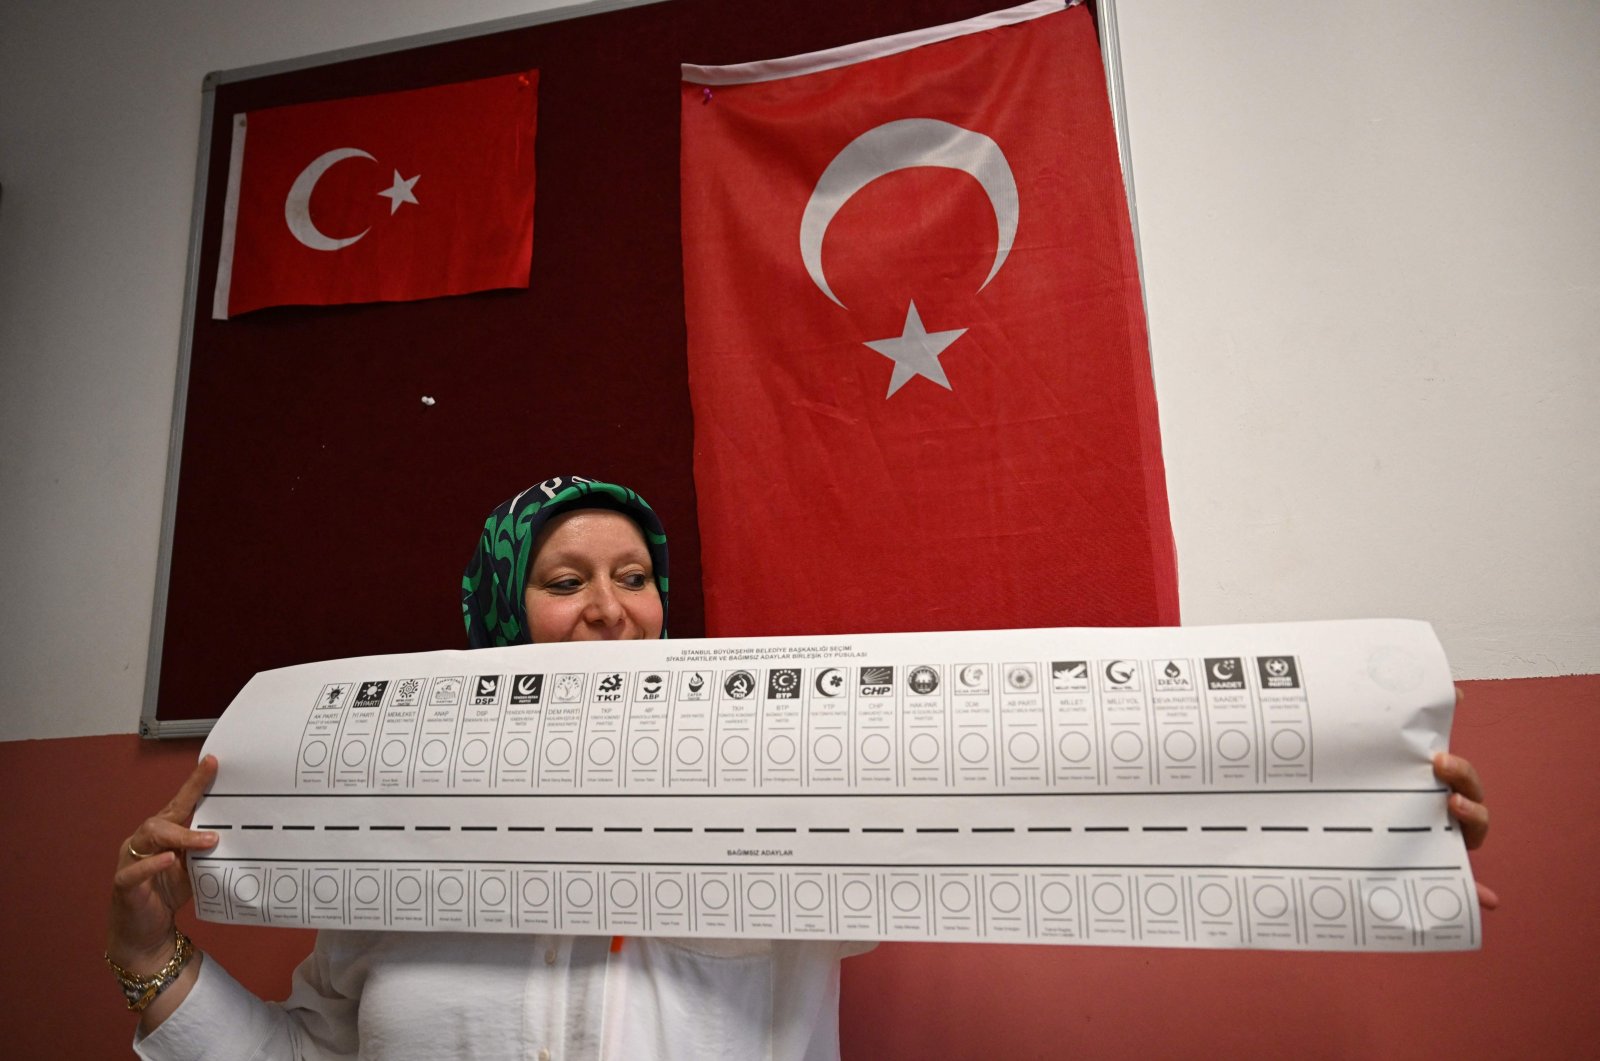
[153,0,1104,725]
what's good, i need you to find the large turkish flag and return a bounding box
[680,0,1178,637]
[214,70,538,318]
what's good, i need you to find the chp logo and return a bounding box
[813,667,846,698]
[1256,656,1301,689]
[472,676,501,705]
[766,668,801,699]
[1051,661,1089,691]
[1102,659,1141,691]
[678,670,711,701]
[1152,659,1193,691]
[636,672,666,701]
[594,672,625,702]
[1204,657,1246,691]
[353,680,388,709]
[907,666,940,695]
[510,674,545,704]
[723,670,756,699]
[857,667,894,697]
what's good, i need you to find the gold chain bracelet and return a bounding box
[105,928,195,1012]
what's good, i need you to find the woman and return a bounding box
[109,475,1494,1058]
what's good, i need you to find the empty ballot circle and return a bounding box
[1039,882,1073,914]
[395,876,423,905]
[1143,883,1178,916]
[1424,887,1463,921]
[794,881,826,911]
[939,881,972,913]
[841,881,874,911]
[354,876,380,904]
[989,881,1023,914]
[1309,886,1347,920]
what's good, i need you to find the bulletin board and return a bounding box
[141,0,1138,736]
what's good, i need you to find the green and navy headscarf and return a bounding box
[462,476,669,648]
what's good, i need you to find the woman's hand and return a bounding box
[1433,692,1497,909]
[107,755,220,970]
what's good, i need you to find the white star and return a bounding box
[863,301,967,398]
[377,170,420,215]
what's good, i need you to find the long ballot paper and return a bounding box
[191,620,1479,951]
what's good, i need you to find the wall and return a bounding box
[2,1,1596,1058]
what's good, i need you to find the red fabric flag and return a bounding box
[680,0,1177,636]
[214,71,537,318]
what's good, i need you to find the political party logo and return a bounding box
[637,672,666,701]
[1051,661,1089,690]
[908,666,940,695]
[1152,659,1193,692]
[472,676,501,705]
[723,670,756,699]
[551,673,584,703]
[429,676,462,706]
[679,670,711,701]
[353,680,388,708]
[1004,664,1036,692]
[1204,657,1246,691]
[955,664,988,694]
[594,672,625,702]
[318,683,352,710]
[1102,660,1140,691]
[509,674,544,705]
[1256,656,1301,689]
[858,666,894,697]
[814,667,846,697]
[767,668,801,699]
[390,678,425,708]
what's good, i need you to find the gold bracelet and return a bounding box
[106,928,195,1012]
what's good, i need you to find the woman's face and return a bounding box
[523,509,663,643]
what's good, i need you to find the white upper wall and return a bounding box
[2,1,1595,741]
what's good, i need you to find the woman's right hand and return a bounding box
[107,755,220,969]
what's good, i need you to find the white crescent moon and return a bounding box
[799,118,1018,308]
[959,664,984,687]
[285,147,375,251]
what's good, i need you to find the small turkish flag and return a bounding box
[680,0,1178,636]
[213,70,537,319]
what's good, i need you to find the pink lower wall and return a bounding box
[6,675,1595,1059]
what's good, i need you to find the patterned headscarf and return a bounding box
[461,476,669,648]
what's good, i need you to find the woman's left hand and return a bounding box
[1433,687,1498,909]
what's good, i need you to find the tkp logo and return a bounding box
[509,674,544,705]
[594,673,625,701]
[858,666,893,697]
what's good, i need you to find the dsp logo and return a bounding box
[858,666,894,697]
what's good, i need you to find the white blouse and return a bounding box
[135,932,873,1061]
